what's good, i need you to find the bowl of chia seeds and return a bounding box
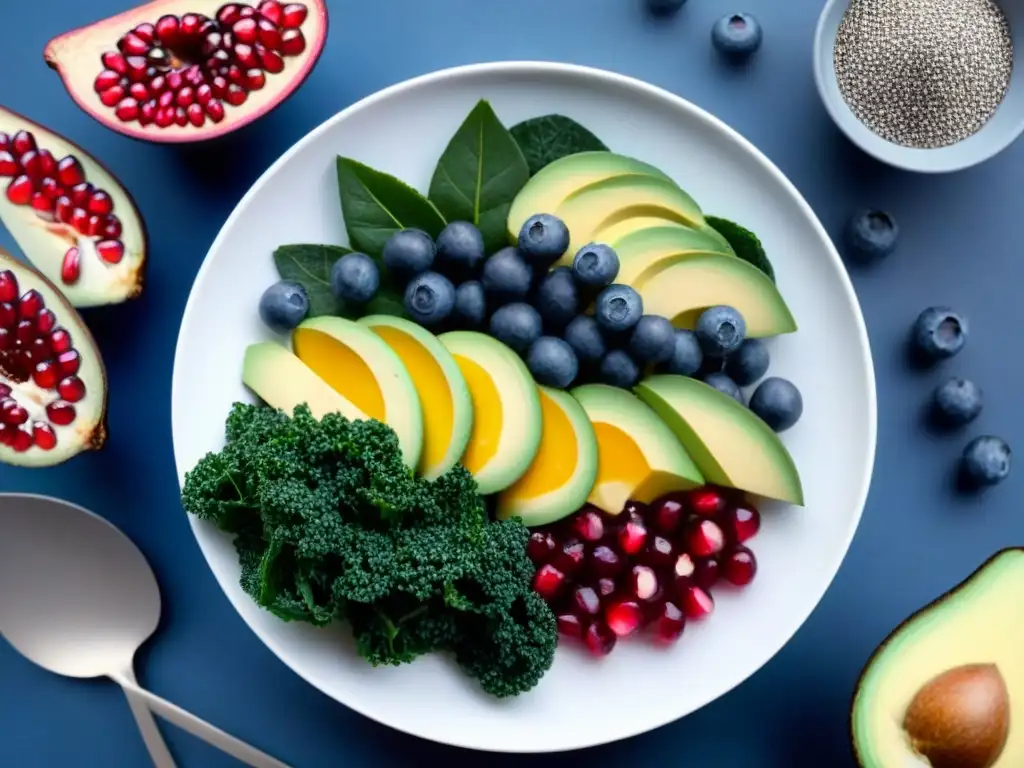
[814,0,1024,172]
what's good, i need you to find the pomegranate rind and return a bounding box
[0,105,147,308]
[43,0,329,144]
[0,248,108,467]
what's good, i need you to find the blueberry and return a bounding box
[383,228,436,282]
[435,221,486,280]
[912,307,967,361]
[703,372,744,404]
[330,252,380,304]
[724,339,770,386]
[490,302,543,352]
[599,349,641,389]
[595,284,643,334]
[482,247,533,306]
[749,377,803,432]
[629,315,676,365]
[572,243,620,289]
[658,329,704,376]
[712,13,762,59]
[258,280,309,333]
[647,0,687,14]
[844,210,899,263]
[518,214,570,266]
[961,436,1011,488]
[403,271,455,327]
[695,305,746,357]
[534,266,579,331]
[932,378,983,427]
[453,280,486,328]
[526,336,579,389]
[563,315,606,363]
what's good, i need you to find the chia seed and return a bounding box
[834,0,1013,149]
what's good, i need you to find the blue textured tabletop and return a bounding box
[2,0,1023,765]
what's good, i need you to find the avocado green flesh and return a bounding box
[634,375,804,505]
[602,218,735,261]
[609,220,736,287]
[851,550,1024,768]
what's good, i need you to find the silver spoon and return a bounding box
[0,493,290,768]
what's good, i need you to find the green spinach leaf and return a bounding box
[273,243,351,317]
[428,100,530,253]
[510,114,609,175]
[336,157,446,257]
[706,216,776,283]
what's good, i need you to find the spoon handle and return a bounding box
[110,673,291,768]
[119,666,177,768]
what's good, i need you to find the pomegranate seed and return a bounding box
[685,519,726,557]
[31,336,50,360]
[20,151,43,180]
[651,497,685,534]
[101,52,128,75]
[211,76,229,97]
[225,84,247,106]
[61,248,81,285]
[281,3,308,28]
[139,101,157,127]
[556,613,583,639]
[36,151,56,178]
[680,584,714,619]
[551,540,585,576]
[52,196,72,223]
[721,546,757,586]
[31,193,54,215]
[258,0,284,24]
[35,309,56,334]
[15,319,34,344]
[0,151,17,176]
[234,43,259,69]
[693,557,720,590]
[196,84,214,105]
[150,75,167,94]
[588,544,623,578]
[226,65,245,84]
[246,69,266,90]
[206,100,226,123]
[257,18,282,50]
[651,601,686,644]
[180,13,206,37]
[32,360,59,389]
[690,487,728,517]
[0,328,9,350]
[532,564,566,601]
[218,3,243,24]
[571,509,604,542]
[128,82,149,102]
[605,598,643,637]
[527,531,556,565]
[233,18,258,44]
[671,552,696,596]
[1,401,28,426]
[100,86,126,108]
[0,272,17,303]
[134,22,155,43]
[32,423,58,450]
[6,175,32,205]
[0,303,14,329]
[0,134,7,153]
[260,47,285,73]
[46,401,76,426]
[13,429,32,452]
[118,32,150,56]
[94,70,122,93]
[96,240,125,264]
[641,535,675,569]
[12,131,36,156]
[39,178,63,200]
[56,349,80,377]
[720,503,761,543]
[571,585,601,617]
[18,290,42,320]
[583,622,616,656]
[0,384,8,397]
[100,215,123,240]
[280,28,305,56]
[50,328,72,353]
[155,14,180,45]
[115,98,140,122]
[125,56,149,82]
[158,91,176,109]
[57,376,86,403]
[629,565,660,601]
[86,190,113,216]
[69,208,89,233]
[175,108,189,127]
[176,87,195,108]
[617,518,647,555]
[70,183,93,207]
[594,577,616,598]
[166,71,184,91]
[156,107,176,128]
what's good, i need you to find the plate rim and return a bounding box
[171,60,878,753]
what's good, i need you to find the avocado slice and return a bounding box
[851,549,1024,768]
[637,252,797,337]
[496,386,599,527]
[242,341,368,422]
[506,151,671,244]
[438,331,542,495]
[293,316,424,470]
[607,223,736,287]
[571,383,704,514]
[634,375,804,505]
[359,315,474,480]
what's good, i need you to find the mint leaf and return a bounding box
[510,115,609,175]
[428,99,530,254]
[706,216,775,283]
[273,243,351,317]
[336,157,446,257]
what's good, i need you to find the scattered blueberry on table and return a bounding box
[912,306,968,360]
[258,280,309,333]
[844,209,900,263]
[712,13,762,60]
[932,378,983,427]
[645,0,687,15]
[960,436,1012,488]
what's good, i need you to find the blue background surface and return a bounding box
[2,0,1023,765]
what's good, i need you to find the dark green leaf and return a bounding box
[336,157,447,257]
[273,243,351,317]
[365,288,407,318]
[510,114,609,175]
[428,99,530,254]
[706,216,776,283]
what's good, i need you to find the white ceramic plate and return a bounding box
[171,62,877,753]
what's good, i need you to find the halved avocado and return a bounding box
[637,252,797,337]
[496,386,598,526]
[292,316,423,470]
[506,151,671,244]
[634,375,803,505]
[608,223,736,287]
[358,314,473,480]
[851,549,1024,768]
[438,331,542,495]
[242,341,368,422]
[571,383,704,514]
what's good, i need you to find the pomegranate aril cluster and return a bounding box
[529,487,761,657]
[0,130,124,286]
[92,1,309,130]
[0,270,86,452]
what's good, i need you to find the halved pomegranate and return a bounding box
[0,106,146,308]
[0,248,107,466]
[44,0,328,143]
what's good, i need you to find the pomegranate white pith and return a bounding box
[0,107,146,308]
[45,0,328,143]
[0,249,106,467]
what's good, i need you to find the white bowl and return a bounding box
[171,61,877,753]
